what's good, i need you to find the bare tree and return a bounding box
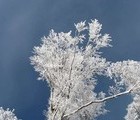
[30,19,140,120]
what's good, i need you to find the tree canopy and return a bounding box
[30,19,140,120]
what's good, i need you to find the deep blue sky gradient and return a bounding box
[0,0,140,120]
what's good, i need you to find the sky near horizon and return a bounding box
[0,0,140,120]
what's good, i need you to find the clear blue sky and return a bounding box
[0,0,140,120]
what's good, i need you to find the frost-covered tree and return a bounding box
[0,107,19,120]
[30,19,140,120]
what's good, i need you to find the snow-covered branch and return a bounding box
[64,82,139,118]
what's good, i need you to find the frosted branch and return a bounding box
[64,82,139,118]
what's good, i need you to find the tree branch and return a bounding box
[63,82,139,118]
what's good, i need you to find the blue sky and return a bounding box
[0,0,140,120]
